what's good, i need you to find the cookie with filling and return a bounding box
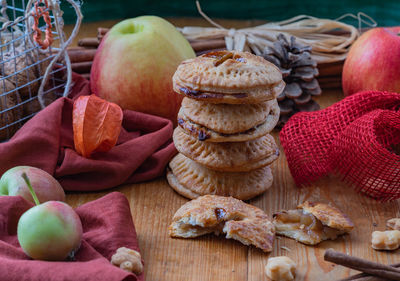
[178,99,280,142]
[169,195,275,252]
[180,97,274,134]
[167,153,273,200]
[173,50,285,104]
[273,201,354,245]
[173,127,279,172]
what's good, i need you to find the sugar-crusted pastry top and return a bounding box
[273,201,354,245]
[177,99,280,142]
[181,97,273,134]
[167,153,273,200]
[173,50,283,93]
[173,127,279,172]
[299,201,354,232]
[169,194,275,252]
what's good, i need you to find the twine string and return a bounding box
[191,1,377,63]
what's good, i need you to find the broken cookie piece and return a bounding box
[169,195,275,252]
[273,201,354,245]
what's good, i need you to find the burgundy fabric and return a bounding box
[280,91,400,201]
[0,192,144,281]
[0,73,177,191]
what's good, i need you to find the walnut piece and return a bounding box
[371,230,400,251]
[111,247,143,275]
[387,218,400,230]
[265,256,296,281]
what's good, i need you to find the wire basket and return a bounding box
[0,0,71,141]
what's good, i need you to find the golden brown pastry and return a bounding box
[167,153,273,200]
[273,201,354,245]
[169,195,275,252]
[173,50,285,104]
[173,127,279,172]
[177,99,280,142]
[180,97,273,134]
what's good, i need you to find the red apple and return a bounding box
[342,27,400,96]
[17,173,82,261]
[0,166,65,204]
[91,16,195,123]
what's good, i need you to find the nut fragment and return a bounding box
[371,230,400,251]
[387,218,400,230]
[111,247,143,275]
[265,256,296,281]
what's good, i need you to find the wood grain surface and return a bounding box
[64,21,400,281]
[64,89,400,281]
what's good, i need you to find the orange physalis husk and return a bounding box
[73,95,123,158]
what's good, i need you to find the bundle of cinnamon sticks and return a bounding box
[68,27,342,89]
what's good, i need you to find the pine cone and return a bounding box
[263,34,321,127]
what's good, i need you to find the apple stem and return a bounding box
[21,173,40,206]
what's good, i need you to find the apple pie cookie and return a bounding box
[169,195,275,252]
[273,201,354,245]
[173,50,285,104]
[167,153,273,200]
[173,127,279,172]
[177,99,280,142]
[180,97,274,134]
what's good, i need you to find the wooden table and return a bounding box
[64,20,400,281]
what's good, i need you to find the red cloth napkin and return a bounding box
[0,73,177,191]
[0,192,143,281]
[280,91,400,201]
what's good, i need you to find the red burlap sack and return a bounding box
[280,91,400,201]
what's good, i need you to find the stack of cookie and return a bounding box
[167,51,284,200]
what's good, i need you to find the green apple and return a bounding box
[0,166,65,204]
[17,173,83,261]
[91,16,195,123]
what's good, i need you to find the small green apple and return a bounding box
[0,166,65,204]
[91,15,195,123]
[17,173,83,261]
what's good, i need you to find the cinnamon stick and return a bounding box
[341,263,400,281]
[318,61,344,77]
[324,249,400,280]
[98,27,109,36]
[67,49,97,63]
[67,46,86,51]
[71,61,92,74]
[190,39,226,52]
[196,48,227,56]
[97,27,110,41]
[78,38,100,48]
